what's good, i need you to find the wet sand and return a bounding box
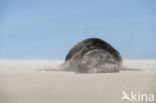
[0,60,156,103]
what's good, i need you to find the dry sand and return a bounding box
[0,60,156,103]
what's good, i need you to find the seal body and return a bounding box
[63,38,122,73]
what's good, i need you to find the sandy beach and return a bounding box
[0,60,156,103]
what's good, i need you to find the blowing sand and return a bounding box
[0,60,156,103]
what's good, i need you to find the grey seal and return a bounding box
[62,38,122,73]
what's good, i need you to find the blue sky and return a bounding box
[0,0,156,60]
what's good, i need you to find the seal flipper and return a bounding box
[36,63,66,72]
[121,66,142,71]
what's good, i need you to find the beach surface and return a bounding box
[0,60,156,103]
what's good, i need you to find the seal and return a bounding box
[62,38,122,73]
